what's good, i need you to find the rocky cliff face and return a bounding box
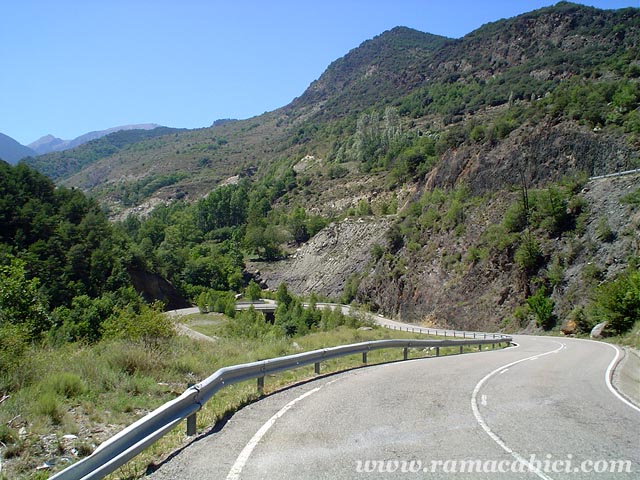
[369,173,638,329]
[262,172,639,331]
[425,120,639,194]
[252,217,393,299]
[128,268,189,310]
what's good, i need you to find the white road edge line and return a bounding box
[471,341,565,480]
[226,378,340,480]
[600,342,640,414]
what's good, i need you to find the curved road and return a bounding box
[149,335,639,479]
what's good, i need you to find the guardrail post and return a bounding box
[478,344,482,351]
[362,352,367,364]
[403,347,408,360]
[492,342,495,349]
[257,376,264,394]
[314,362,321,375]
[186,383,197,436]
[435,346,440,357]
[187,412,197,436]
[459,345,463,354]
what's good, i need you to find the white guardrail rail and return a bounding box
[50,305,512,480]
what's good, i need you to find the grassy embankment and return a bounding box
[0,311,507,480]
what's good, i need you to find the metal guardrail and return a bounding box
[589,168,640,181]
[50,326,511,479]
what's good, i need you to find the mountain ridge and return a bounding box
[0,132,36,164]
[28,123,162,155]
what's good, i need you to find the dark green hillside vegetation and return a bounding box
[0,162,133,309]
[120,169,329,300]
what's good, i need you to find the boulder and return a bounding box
[560,318,578,335]
[590,321,608,339]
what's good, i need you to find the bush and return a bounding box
[371,243,385,262]
[527,287,556,330]
[515,232,543,274]
[503,201,528,233]
[45,372,86,399]
[595,217,616,243]
[245,280,262,301]
[101,302,175,348]
[225,308,278,339]
[34,391,64,424]
[106,341,160,375]
[591,266,640,334]
[0,323,28,391]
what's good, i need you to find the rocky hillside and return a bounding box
[258,172,639,331]
[22,4,639,213]
[22,2,640,330]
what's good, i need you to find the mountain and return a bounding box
[21,2,640,330]
[28,123,161,155]
[288,26,450,119]
[23,125,185,182]
[0,132,36,164]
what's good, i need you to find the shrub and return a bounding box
[503,201,528,233]
[527,287,556,330]
[106,341,159,375]
[515,232,543,274]
[245,280,262,301]
[371,243,385,261]
[46,372,86,399]
[0,323,28,391]
[591,266,640,334]
[35,391,64,424]
[225,308,277,339]
[595,217,616,243]
[101,302,175,348]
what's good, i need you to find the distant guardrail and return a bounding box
[589,168,640,181]
[236,301,510,340]
[50,308,512,480]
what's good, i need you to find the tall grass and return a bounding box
[0,319,504,479]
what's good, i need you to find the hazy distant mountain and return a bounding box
[0,132,36,164]
[28,123,161,155]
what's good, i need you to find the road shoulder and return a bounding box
[613,346,640,408]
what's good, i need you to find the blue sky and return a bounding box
[0,0,636,145]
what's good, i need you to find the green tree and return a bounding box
[591,266,640,334]
[527,286,555,330]
[276,282,293,308]
[0,256,51,339]
[245,280,262,301]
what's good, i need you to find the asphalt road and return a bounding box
[148,335,640,480]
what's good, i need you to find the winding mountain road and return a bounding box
[148,333,640,479]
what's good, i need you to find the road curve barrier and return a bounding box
[50,310,511,480]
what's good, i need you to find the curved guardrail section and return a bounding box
[50,329,511,479]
